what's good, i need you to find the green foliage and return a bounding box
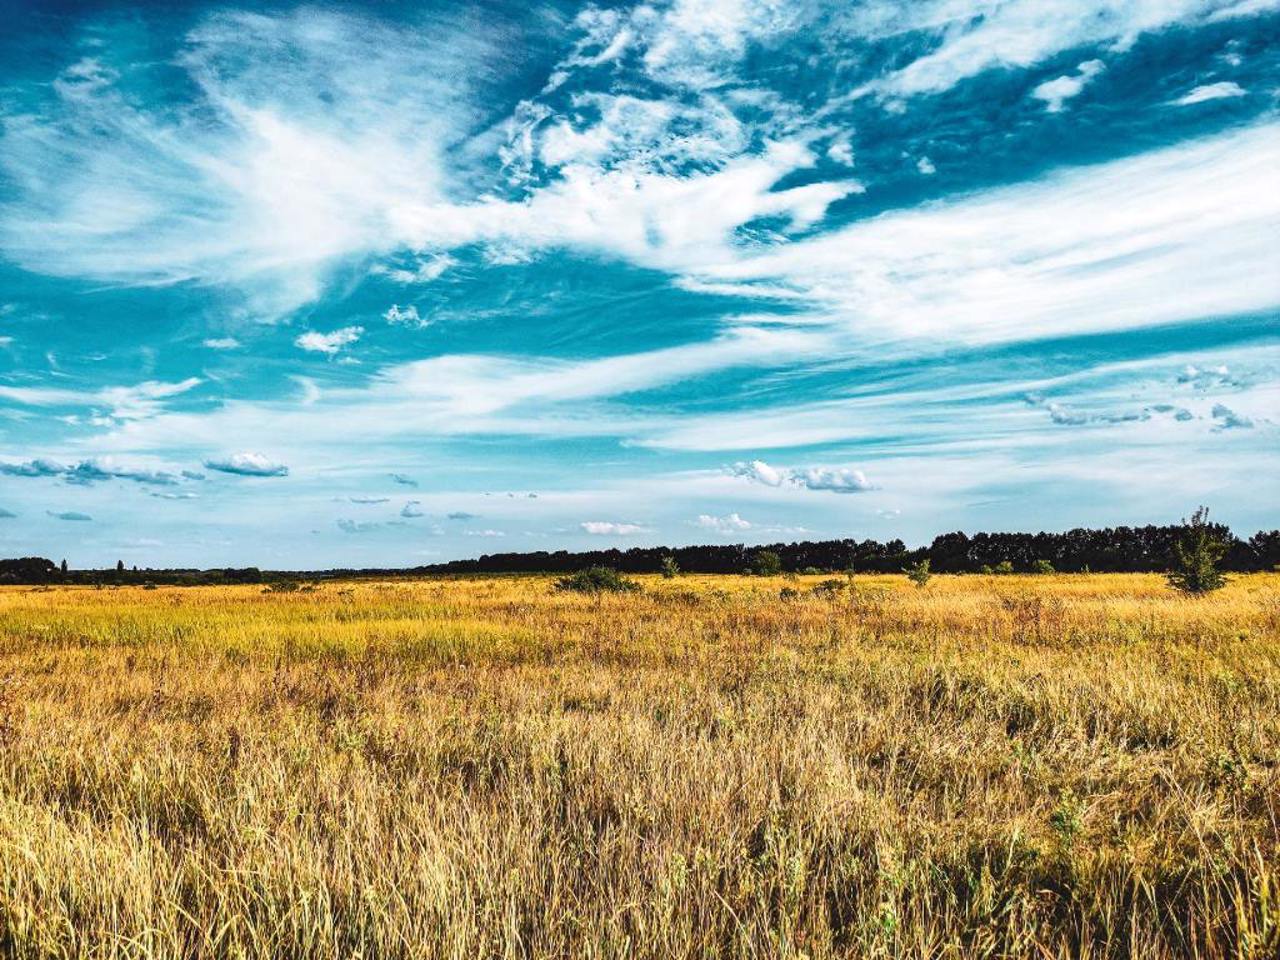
[555,566,642,594]
[1049,788,1084,851]
[903,558,932,588]
[1033,559,1055,574]
[659,555,680,579]
[751,550,782,576]
[1167,506,1228,595]
[993,560,1015,575]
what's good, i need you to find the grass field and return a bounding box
[0,573,1276,958]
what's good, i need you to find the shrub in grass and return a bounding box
[555,566,641,594]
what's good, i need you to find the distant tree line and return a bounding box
[2,522,1276,585]
[424,522,1280,576]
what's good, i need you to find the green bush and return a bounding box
[659,556,680,579]
[555,566,642,594]
[1032,559,1055,574]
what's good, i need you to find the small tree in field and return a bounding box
[1167,506,1227,595]
[660,555,680,579]
[903,557,932,588]
[751,550,782,576]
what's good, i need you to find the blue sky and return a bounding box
[0,0,1277,568]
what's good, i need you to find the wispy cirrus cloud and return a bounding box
[1170,80,1247,105]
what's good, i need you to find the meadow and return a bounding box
[0,573,1276,959]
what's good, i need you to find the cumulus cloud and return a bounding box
[47,510,92,522]
[203,452,289,477]
[696,512,752,534]
[916,155,936,175]
[732,460,873,493]
[203,337,241,350]
[731,459,786,487]
[295,326,363,355]
[580,521,648,535]
[1170,81,1246,105]
[1211,403,1254,429]
[793,466,873,493]
[64,459,181,487]
[0,458,65,477]
[1031,59,1105,112]
[0,456,188,486]
[400,501,425,518]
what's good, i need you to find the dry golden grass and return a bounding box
[0,573,1277,958]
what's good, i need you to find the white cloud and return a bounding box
[699,124,1280,346]
[916,155,936,175]
[580,521,648,535]
[857,0,1274,99]
[373,253,456,284]
[0,378,200,422]
[383,304,429,329]
[203,337,241,350]
[826,138,855,167]
[400,500,425,518]
[793,466,873,493]
[203,452,289,477]
[730,459,786,487]
[1032,59,1105,112]
[732,460,874,493]
[1211,403,1254,429]
[295,326,362,355]
[696,512,752,534]
[1170,81,1247,105]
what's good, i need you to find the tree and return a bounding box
[116,559,124,573]
[903,557,932,588]
[60,559,68,574]
[1167,506,1227,595]
[1032,559,1055,574]
[751,550,782,576]
[659,555,680,579]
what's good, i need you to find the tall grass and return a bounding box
[0,573,1276,958]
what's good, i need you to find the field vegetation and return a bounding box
[0,573,1277,958]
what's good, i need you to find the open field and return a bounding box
[0,573,1276,959]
